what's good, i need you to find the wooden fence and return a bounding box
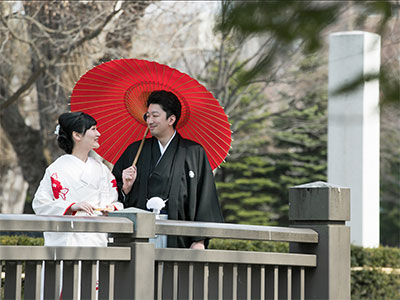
[0,182,350,299]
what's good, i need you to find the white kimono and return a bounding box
[33,154,123,247]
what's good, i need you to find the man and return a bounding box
[112,90,224,249]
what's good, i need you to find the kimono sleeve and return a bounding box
[178,144,223,248]
[111,142,139,204]
[193,146,224,224]
[32,168,75,215]
[104,164,123,211]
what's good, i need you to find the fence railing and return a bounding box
[0,181,350,299]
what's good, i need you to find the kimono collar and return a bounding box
[158,130,176,156]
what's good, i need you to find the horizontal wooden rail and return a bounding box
[155,248,317,267]
[0,246,131,260]
[0,214,318,243]
[155,219,318,243]
[0,214,133,233]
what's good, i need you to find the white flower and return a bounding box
[54,124,60,136]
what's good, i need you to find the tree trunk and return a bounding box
[0,103,48,209]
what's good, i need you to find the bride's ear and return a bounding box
[72,131,82,142]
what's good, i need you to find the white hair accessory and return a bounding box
[54,124,60,136]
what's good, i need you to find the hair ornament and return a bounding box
[54,124,60,136]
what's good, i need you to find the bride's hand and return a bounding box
[71,202,95,215]
[100,205,115,216]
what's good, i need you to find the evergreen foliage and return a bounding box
[351,245,400,268]
[351,269,400,300]
[216,54,328,226]
[0,235,43,246]
[267,92,328,224]
[209,239,289,253]
[217,155,281,225]
[380,103,400,247]
[218,0,398,104]
[216,0,399,245]
[380,200,400,247]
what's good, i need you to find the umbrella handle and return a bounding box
[132,127,149,167]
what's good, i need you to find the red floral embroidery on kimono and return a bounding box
[51,173,69,200]
[111,179,118,192]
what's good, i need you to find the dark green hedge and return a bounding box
[351,244,400,267]
[351,269,400,300]
[351,245,400,299]
[209,238,289,252]
[0,235,43,246]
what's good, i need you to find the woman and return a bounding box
[33,112,123,247]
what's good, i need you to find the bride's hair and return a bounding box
[57,112,97,154]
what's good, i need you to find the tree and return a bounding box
[0,1,151,212]
[218,0,398,104]
[380,102,400,247]
[267,55,328,225]
[188,4,293,225]
[215,53,328,226]
[184,1,330,227]
[216,0,399,244]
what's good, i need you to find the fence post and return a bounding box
[109,207,156,300]
[289,181,351,300]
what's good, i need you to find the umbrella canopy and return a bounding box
[70,58,231,170]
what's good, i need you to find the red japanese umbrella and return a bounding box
[70,58,231,170]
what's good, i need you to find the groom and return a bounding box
[112,90,224,249]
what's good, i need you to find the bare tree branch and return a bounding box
[0,3,122,111]
[0,13,43,60]
[0,65,45,111]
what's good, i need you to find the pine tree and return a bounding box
[214,0,398,242]
[217,155,281,225]
[216,54,328,226]
[268,95,328,224]
[380,103,400,247]
[215,84,281,226]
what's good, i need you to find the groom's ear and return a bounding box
[168,114,176,126]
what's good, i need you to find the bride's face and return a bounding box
[76,125,101,150]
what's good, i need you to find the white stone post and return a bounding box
[328,31,380,247]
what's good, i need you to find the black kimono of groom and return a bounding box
[112,133,224,248]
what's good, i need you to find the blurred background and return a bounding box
[0,0,398,247]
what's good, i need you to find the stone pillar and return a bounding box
[328,31,380,247]
[289,181,351,300]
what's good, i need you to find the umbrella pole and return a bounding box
[132,127,149,167]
